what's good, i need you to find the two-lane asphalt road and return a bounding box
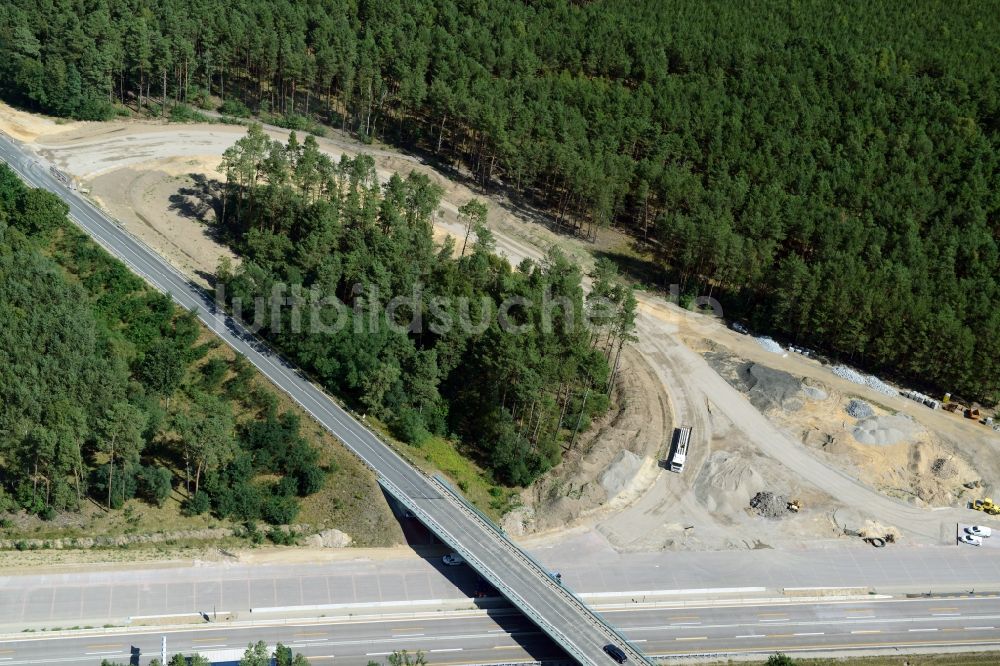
[0,135,644,666]
[3,596,1000,665]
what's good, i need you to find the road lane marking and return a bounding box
[193,637,228,643]
[767,634,795,639]
[367,653,393,657]
[966,626,995,630]
[674,636,707,641]
[295,632,327,637]
[85,645,122,649]
[670,622,702,626]
[190,644,227,648]
[933,613,961,616]
[392,627,424,631]
[493,646,520,650]
[394,633,425,637]
[655,636,1000,656]
[670,615,700,620]
[794,632,824,636]
[734,635,763,639]
[757,612,787,617]
[431,648,463,652]
[909,628,938,632]
[930,607,959,611]
[851,630,881,635]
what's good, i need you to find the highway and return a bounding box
[3,596,1000,664]
[0,134,646,666]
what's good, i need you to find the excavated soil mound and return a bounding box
[749,491,791,519]
[705,351,804,413]
[852,414,923,446]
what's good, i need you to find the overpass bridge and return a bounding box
[0,132,652,666]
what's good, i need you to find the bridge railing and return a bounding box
[431,476,655,666]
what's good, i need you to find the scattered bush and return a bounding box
[218,98,251,117]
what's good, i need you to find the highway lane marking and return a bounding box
[734,635,763,639]
[294,632,327,637]
[933,613,961,616]
[367,652,393,656]
[966,626,996,630]
[430,648,463,652]
[13,147,1000,666]
[189,644,228,648]
[850,630,881,634]
[757,612,787,617]
[192,637,228,642]
[394,633,425,637]
[292,638,330,643]
[85,652,124,656]
[391,626,424,631]
[909,628,938,632]
[670,622,702,626]
[793,632,824,636]
[674,636,707,641]
[670,615,700,620]
[767,634,795,638]
[654,637,1000,656]
[930,607,959,611]
[84,645,121,649]
[493,646,521,650]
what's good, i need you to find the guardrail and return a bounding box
[1,135,645,666]
[431,476,655,666]
[377,474,594,665]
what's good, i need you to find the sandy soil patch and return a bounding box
[12,108,995,554]
[703,344,983,509]
[0,101,83,142]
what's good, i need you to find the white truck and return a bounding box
[669,426,692,473]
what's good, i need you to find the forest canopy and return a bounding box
[0,0,997,401]
[0,163,326,521]
[214,125,635,485]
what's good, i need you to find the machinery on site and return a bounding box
[668,426,692,473]
[971,498,1000,515]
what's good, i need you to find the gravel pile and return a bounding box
[755,336,785,354]
[750,491,791,518]
[803,385,828,401]
[832,365,898,397]
[739,363,804,413]
[846,399,875,419]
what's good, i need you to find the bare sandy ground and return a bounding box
[4,101,997,557]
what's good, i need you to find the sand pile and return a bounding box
[599,449,644,499]
[697,450,768,515]
[852,414,923,446]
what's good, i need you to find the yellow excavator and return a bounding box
[972,498,1000,515]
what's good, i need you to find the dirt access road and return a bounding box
[3,102,995,552]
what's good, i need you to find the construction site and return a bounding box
[1,101,998,562]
